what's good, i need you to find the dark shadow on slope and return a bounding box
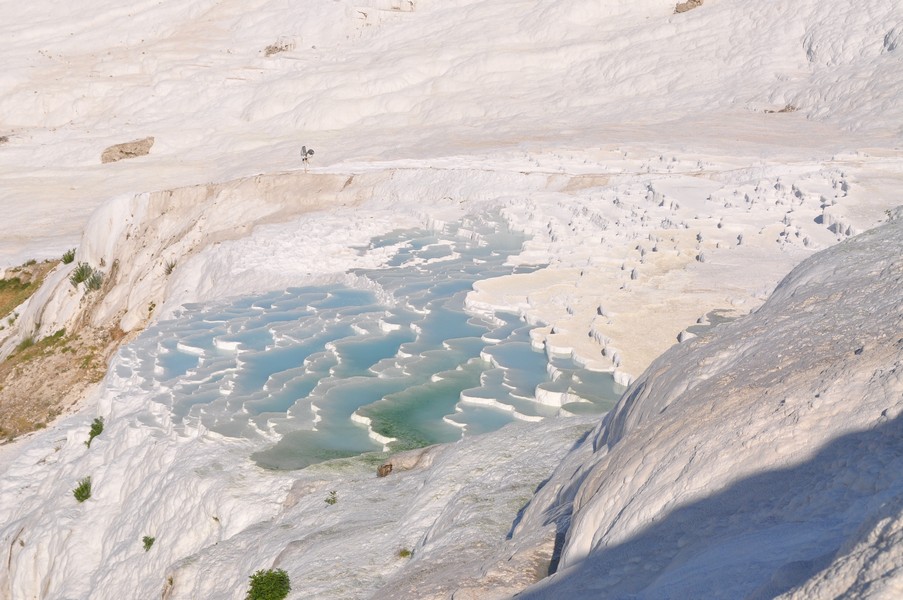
[516,412,903,599]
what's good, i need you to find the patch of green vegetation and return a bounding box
[325,490,338,505]
[69,262,94,287]
[0,259,57,318]
[397,548,413,558]
[68,261,103,292]
[9,329,67,362]
[85,416,104,448]
[15,336,34,353]
[0,278,35,320]
[246,568,291,600]
[85,270,103,291]
[142,535,155,551]
[73,476,92,502]
[80,353,96,369]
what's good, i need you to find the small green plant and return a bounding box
[69,262,93,287]
[61,249,76,264]
[397,548,412,558]
[69,261,103,291]
[325,490,338,505]
[142,535,155,551]
[246,568,291,600]
[14,336,34,353]
[73,476,92,502]
[164,260,177,275]
[85,270,103,291]
[85,417,104,447]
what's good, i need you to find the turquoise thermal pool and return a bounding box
[114,215,623,469]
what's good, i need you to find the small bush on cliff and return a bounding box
[85,417,104,447]
[61,249,76,264]
[69,262,93,287]
[85,270,103,291]
[73,476,92,502]
[246,568,291,600]
[69,262,104,292]
[142,535,155,551]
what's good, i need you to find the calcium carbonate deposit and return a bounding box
[0,0,901,598]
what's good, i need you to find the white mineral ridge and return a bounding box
[516,217,903,599]
[0,0,902,598]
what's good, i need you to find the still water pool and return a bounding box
[117,214,623,469]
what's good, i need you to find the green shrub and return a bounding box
[68,262,103,292]
[246,568,291,600]
[85,417,104,448]
[69,262,93,287]
[325,490,337,505]
[142,535,155,551]
[164,260,177,275]
[61,249,76,264]
[397,548,412,558]
[85,270,103,291]
[73,476,92,502]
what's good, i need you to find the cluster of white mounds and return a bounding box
[469,154,900,382]
[510,217,903,598]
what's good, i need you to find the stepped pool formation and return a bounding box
[112,215,623,469]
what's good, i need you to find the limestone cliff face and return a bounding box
[514,216,903,598]
[0,171,370,363]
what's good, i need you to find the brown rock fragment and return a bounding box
[101,137,155,163]
[675,0,703,13]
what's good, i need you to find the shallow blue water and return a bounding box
[117,214,623,469]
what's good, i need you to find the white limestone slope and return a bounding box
[514,215,903,598]
[3,0,903,383]
[2,0,903,268]
[0,0,902,598]
[0,359,598,599]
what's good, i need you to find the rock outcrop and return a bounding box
[675,0,703,14]
[101,137,154,164]
[377,444,442,477]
